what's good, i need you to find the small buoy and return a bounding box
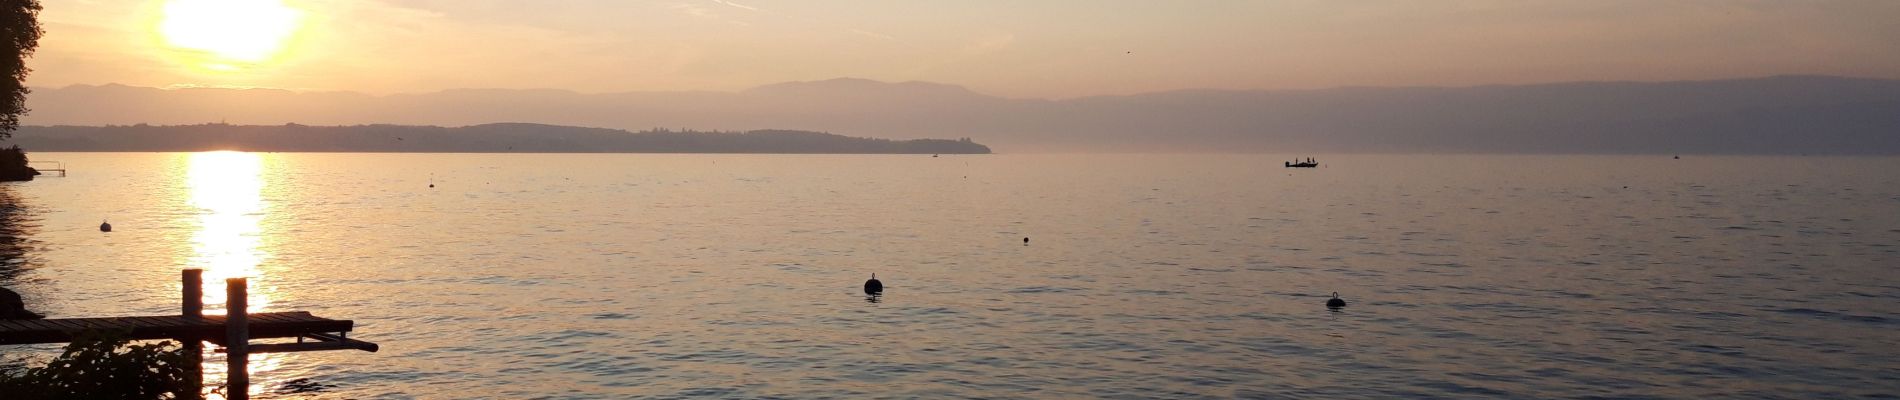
[99,220,112,232]
[864,273,883,295]
[429,184,435,188]
[1326,292,1346,308]
[1023,237,1030,246]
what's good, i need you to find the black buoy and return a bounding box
[1023,237,1030,246]
[864,273,883,295]
[1326,292,1346,308]
[99,219,112,232]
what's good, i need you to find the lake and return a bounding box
[3,153,1898,399]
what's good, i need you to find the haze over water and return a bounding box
[5,152,1899,398]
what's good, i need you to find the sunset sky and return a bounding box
[31,0,1900,98]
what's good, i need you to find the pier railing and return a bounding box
[27,161,65,177]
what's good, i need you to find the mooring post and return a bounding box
[182,269,205,400]
[225,277,250,400]
[184,269,203,317]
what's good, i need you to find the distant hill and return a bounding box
[20,75,1900,154]
[5,123,992,154]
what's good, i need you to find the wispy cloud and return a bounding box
[669,2,713,18]
[962,32,1016,55]
[708,0,758,12]
[849,29,896,41]
[670,1,754,26]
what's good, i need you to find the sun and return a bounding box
[158,0,304,64]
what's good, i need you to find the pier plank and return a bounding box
[0,312,355,345]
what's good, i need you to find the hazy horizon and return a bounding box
[18,1,1900,153]
[32,1,1900,98]
[27,72,1898,100]
[17,75,1900,154]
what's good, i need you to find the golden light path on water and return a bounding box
[183,151,283,398]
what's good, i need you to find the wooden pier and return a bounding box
[0,311,363,346]
[0,269,378,400]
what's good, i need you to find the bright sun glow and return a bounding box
[159,0,303,63]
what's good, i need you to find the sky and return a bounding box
[29,0,1900,98]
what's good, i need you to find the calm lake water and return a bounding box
[3,153,1898,399]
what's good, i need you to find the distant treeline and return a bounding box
[6,123,992,154]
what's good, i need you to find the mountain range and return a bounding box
[17,75,1900,154]
[8,124,991,154]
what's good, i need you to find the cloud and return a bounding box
[849,29,896,41]
[709,0,758,12]
[961,32,1015,56]
[669,1,753,26]
[670,2,714,18]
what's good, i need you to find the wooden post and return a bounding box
[183,269,203,318]
[182,269,204,400]
[225,278,249,400]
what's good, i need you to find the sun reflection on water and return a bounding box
[184,151,285,399]
[186,151,272,313]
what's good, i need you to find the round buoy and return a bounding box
[1326,292,1346,308]
[99,220,112,232]
[864,273,883,295]
[1023,237,1030,246]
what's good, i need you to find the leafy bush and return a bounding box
[0,333,201,399]
[0,145,36,181]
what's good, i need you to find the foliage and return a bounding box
[0,144,33,181]
[0,0,42,139]
[0,143,25,165]
[0,333,202,400]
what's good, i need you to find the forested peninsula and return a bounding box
[7,123,992,154]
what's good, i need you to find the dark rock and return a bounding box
[1,287,45,319]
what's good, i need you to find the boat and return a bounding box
[1285,157,1318,168]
